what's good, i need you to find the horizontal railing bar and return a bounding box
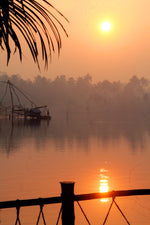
[0,189,150,209]
[74,189,150,201]
[0,196,62,209]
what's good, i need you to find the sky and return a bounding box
[1,0,150,82]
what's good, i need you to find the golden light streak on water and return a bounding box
[99,169,109,202]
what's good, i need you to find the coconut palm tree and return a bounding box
[0,0,68,69]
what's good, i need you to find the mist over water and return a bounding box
[0,73,150,122]
[1,115,150,154]
[0,74,150,224]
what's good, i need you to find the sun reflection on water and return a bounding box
[99,168,109,202]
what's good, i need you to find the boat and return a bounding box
[0,80,51,121]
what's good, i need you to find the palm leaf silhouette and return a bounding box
[0,0,68,68]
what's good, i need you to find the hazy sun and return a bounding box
[100,21,111,32]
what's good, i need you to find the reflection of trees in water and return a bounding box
[0,119,48,153]
[93,121,149,152]
[0,119,15,154]
[1,116,150,154]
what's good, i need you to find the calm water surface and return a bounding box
[0,115,150,224]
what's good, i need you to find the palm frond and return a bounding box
[0,0,68,68]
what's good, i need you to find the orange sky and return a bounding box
[1,0,150,82]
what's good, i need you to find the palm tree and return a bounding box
[0,0,68,69]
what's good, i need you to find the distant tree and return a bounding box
[0,0,68,68]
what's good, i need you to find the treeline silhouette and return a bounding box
[0,73,150,121]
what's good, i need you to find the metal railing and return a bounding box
[0,182,150,225]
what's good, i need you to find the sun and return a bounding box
[100,21,111,32]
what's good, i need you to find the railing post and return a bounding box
[60,182,75,225]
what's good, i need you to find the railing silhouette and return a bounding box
[0,182,150,225]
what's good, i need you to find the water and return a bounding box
[0,115,150,224]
